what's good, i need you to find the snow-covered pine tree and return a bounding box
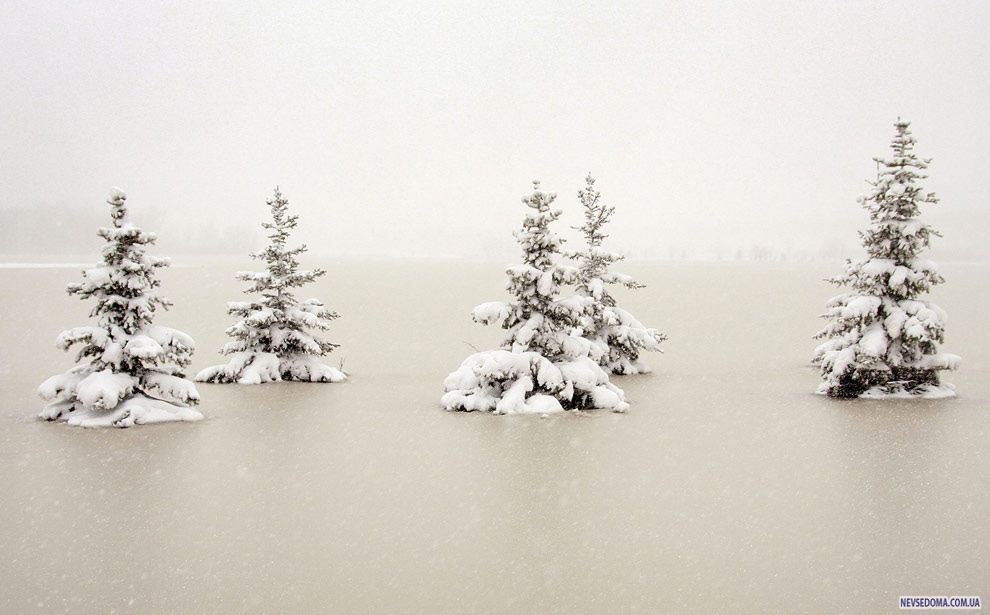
[442,181,628,414]
[196,187,345,384]
[813,120,960,398]
[37,189,202,427]
[571,174,665,374]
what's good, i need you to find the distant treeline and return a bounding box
[1,202,984,263]
[1,202,258,257]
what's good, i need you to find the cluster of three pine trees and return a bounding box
[36,174,663,425]
[442,121,964,411]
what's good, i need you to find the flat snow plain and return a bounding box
[1,260,987,613]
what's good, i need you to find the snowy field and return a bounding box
[0,259,987,613]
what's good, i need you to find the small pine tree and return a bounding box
[196,187,345,384]
[476,181,582,356]
[37,189,202,427]
[442,180,628,414]
[813,120,960,398]
[571,174,665,374]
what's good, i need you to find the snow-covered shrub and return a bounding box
[196,187,345,384]
[37,189,203,427]
[570,174,665,374]
[442,181,628,414]
[813,120,960,398]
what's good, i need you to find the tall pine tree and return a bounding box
[442,181,628,413]
[571,174,665,374]
[813,120,960,398]
[475,181,582,356]
[196,187,345,384]
[38,189,202,427]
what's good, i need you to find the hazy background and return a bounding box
[1,1,987,262]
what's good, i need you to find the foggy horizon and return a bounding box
[2,2,988,262]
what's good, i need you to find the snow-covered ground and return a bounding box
[0,260,987,613]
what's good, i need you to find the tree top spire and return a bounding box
[522,180,556,211]
[107,187,129,228]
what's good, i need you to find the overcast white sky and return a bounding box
[1,1,987,260]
